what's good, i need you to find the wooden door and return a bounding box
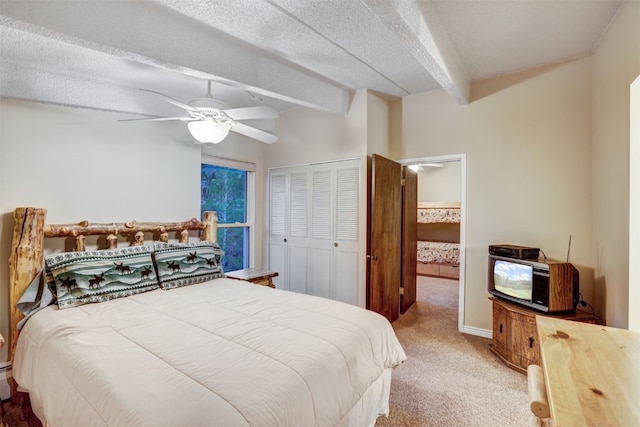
[401,166,417,313]
[367,154,402,322]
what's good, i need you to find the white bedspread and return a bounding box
[14,278,406,427]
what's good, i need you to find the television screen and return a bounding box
[493,260,533,301]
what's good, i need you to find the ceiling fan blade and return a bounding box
[231,122,278,144]
[139,89,198,113]
[223,106,279,121]
[118,116,196,122]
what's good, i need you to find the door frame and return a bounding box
[399,153,467,333]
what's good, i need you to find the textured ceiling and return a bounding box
[0,0,624,119]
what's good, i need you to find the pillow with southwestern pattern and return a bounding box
[44,245,159,309]
[153,241,224,289]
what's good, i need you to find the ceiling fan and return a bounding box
[119,81,279,144]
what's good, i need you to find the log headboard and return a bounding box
[7,207,220,376]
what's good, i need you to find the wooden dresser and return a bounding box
[536,317,640,426]
[225,268,278,288]
[490,297,601,373]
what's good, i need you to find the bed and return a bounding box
[8,207,406,427]
[416,202,460,279]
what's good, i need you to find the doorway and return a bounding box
[400,154,466,332]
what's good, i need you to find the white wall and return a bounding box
[591,0,640,328]
[397,58,594,331]
[265,89,368,168]
[0,100,202,223]
[0,98,267,361]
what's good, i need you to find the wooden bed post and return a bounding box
[202,211,219,243]
[8,207,46,400]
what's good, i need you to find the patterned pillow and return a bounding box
[45,245,159,309]
[153,241,224,289]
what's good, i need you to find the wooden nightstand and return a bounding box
[225,268,278,288]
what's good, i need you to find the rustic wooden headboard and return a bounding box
[7,207,220,381]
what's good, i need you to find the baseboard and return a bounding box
[0,362,11,401]
[460,325,492,339]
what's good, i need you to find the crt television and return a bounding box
[488,255,579,313]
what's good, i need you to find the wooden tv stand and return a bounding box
[489,297,601,374]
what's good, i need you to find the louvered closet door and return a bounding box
[269,159,361,304]
[308,160,360,305]
[287,170,310,294]
[333,165,360,305]
[269,171,288,289]
[309,168,333,299]
[269,167,310,293]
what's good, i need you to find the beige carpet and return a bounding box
[2,276,531,427]
[376,275,531,427]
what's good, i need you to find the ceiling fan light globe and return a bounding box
[187,120,230,144]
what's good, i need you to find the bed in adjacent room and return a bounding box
[416,202,461,279]
[8,207,406,427]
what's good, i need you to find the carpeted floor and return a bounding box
[376,275,531,426]
[1,276,531,427]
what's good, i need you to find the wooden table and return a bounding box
[225,268,278,288]
[536,316,640,426]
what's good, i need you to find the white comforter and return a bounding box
[14,278,406,427]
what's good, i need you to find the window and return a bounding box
[201,159,254,272]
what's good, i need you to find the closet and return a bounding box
[268,158,362,305]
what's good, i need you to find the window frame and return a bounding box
[201,155,256,270]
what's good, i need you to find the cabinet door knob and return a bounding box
[283,238,287,243]
[334,242,339,247]
[499,323,503,334]
[529,336,535,348]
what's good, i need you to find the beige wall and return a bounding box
[397,58,594,331]
[591,0,640,329]
[366,91,392,157]
[417,162,461,202]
